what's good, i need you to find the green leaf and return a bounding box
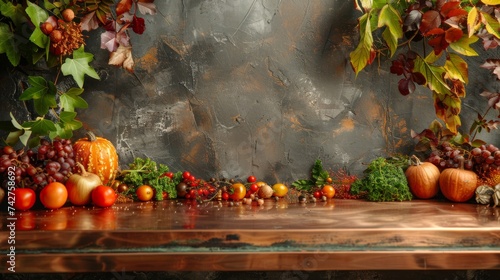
[0,23,21,66]
[59,111,83,130]
[449,35,479,56]
[19,130,32,146]
[378,4,403,57]
[10,112,24,130]
[60,88,88,111]
[22,118,57,136]
[0,1,26,26]
[350,13,374,75]
[33,92,57,115]
[414,56,451,96]
[49,122,73,139]
[19,76,48,100]
[26,1,49,48]
[5,130,23,146]
[61,46,100,88]
[444,53,468,84]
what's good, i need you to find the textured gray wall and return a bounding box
[1,0,499,183]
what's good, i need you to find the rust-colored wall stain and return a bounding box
[137,47,159,73]
[332,118,355,136]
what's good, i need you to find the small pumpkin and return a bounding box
[439,158,477,202]
[73,131,119,185]
[405,155,440,199]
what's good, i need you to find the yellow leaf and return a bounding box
[481,12,500,39]
[449,35,479,56]
[481,0,500,5]
[467,7,479,38]
[433,92,462,135]
[350,13,374,75]
[444,54,468,84]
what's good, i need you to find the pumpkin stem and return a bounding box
[86,131,97,142]
[410,155,422,166]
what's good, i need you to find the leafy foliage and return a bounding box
[0,0,157,147]
[350,0,500,136]
[350,157,412,202]
[292,159,330,191]
[121,157,182,200]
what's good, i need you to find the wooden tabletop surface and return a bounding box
[1,198,500,272]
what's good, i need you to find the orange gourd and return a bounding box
[73,131,118,185]
[405,155,440,199]
[439,158,477,202]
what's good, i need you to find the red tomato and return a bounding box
[91,185,117,207]
[13,188,36,211]
[221,191,229,200]
[250,183,259,192]
[136,185,154,202]
[162,172,174,179]
[247,175,257,183]
[182,171,191,180]
[40,182,68,209]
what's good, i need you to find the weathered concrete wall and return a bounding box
[1,0,499,183]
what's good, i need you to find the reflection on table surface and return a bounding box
[1,199,500,272]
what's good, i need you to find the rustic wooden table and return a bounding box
[1,199,500,273]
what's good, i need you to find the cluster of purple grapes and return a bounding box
[427,142,500,175]
[0,139,76,190]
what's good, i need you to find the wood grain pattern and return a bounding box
[1,199,499,272]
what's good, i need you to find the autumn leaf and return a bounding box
[132,15,145,34]
[420,10,441,35]
[138,0,157,15]
[61,46,100,88]
[433,92,462,134]
[115,0,133,17]
[449,35,479,56]
[481,12,500,39]
[444,53,468,84]
[350,13,374,75]
[101,30,117,52]
[378,4,403,57]
[481,0,500,5]
[480,59,500,79]
[109,45,134,73]
[414,56,451,96]
[80,11,100,32]
[467,7,480,37]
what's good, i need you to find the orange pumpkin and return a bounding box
[73,131,119,185]
[405,155,440,199]
[439,159,477,202]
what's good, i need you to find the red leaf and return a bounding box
[440,1,460,18]
[428,34,448,55]
[444,27,463,43]
[132,16,145,34]
[426,28,445,36]
[390,60,405,75]
[420,10,442,35]
[411,72,426,85]
[115,0,133,17]
[446,9,468,19]
[398,78,412,96]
